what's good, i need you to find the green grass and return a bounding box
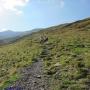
[0,73,20,90]
[0,35,42,89]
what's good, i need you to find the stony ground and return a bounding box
[5,38,49,90]
[5,59,48,90]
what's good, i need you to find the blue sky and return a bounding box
[0,0,90,32]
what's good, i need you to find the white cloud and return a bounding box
[60,0,64,8]
[0,0,29,15]
[0,28,7,32]
[33,0,65,8]
[0,0,64,15]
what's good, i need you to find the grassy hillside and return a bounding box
[0,18,90,90]
[0,34,42,89]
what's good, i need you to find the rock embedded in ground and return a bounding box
[36,75,41,78]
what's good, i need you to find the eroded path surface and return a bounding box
[7,59,47,90]
[5,38,49,90]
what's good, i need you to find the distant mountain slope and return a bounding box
[0,17,90,90]
[0,30,22,40]
[0,29,43,44]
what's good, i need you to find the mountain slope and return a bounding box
[0,30,23,40]
[0,29,43,45]
[0,18,90,90]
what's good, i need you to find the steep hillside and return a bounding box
[0,18,90,90]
